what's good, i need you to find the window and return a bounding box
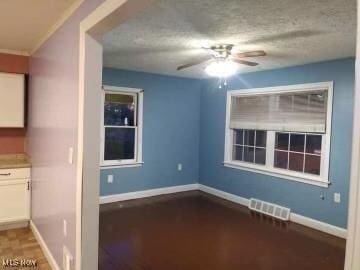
[224,82,333,187]
[274,132,322,175]
[233,129,266,165]
[101,86,143,167]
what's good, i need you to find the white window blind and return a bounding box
[230,90,328,133]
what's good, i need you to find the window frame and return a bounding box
[224,82,333,187]
[100,85,143,168]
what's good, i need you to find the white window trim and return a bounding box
[100,85,144,168]
[224,81,333,187]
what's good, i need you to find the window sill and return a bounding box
[100,162,144,169]
[223,161,330,188]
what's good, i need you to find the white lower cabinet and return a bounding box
[0,168,30,223]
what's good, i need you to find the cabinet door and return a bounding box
[0,72,25,127]
[0,179,30,223]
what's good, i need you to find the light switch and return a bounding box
[68,147,74,164]
[107,175,114,183]
[334,193,341,203]
[63,219,67,237]
[177,164,182,171]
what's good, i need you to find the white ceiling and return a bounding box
[0,0,79,54]
[103,0,356,78]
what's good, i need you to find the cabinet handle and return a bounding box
[27,181,30,190]
[0,173,11,176]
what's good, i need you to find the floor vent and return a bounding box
[249,198,290,221]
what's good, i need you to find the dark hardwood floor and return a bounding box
[99,191,345,270]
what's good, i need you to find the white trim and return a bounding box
[0,49,29,56]
[99,182,345,238]
[0,221,28,231]
[100,87,144,167]
[99,184,199,204]
[345,5,360,268]
[197,184,346,239]
[101,162,144,169]
[224,82,333,187]
[76,28,86,270]
[30,220,61,270]
[290,213,347,239]
[198,183,249,206]
[30,0,85,55]
[78,1,153,270]
[227,81,334,96]
[103,85,143,93]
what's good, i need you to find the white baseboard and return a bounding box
[99,183,347,239]
[290,213,347,239]
[198,184,249,206]
[30,220,60,270]
[0,220,28,231]
[198,184,347,239]
[99,183,199,204]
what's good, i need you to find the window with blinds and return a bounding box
[230,90,328,133]
[224,82,333,187]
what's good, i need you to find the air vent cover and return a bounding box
[249,198,290,221]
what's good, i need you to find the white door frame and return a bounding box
[344,2,360,268]
[76,0,153,269]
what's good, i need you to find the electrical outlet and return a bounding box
[334,193,341,203]
[63,220,67,237]
[177,163,182,171]
[68,147,74,165]
[107,175,114,183]
[63,246,73,270]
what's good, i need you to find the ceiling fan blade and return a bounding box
[233,59,259,66]
[177,57,212,71]
[234,50,266,58]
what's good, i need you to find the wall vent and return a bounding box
[249,198,290,221]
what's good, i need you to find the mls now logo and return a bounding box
[2,258,37,268]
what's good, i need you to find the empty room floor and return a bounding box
[99,191,345,270]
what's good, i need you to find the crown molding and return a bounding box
[0,49,29,56]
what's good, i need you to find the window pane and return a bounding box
[244,130,255,146]
[232,146,243,161]
[255,147,266,165]
[305,155,321,175]
[306,135,322,155]
[255,131,266,147]
[275,133,289,150]
[290,134,305,152]
[274,151,288,169]
[234,129,244,145]
[244,147,255,162]
[104,128,135,160]
[289,152,304,172]
[104,93,135,126]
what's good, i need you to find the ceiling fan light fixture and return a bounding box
[205,60,238,78]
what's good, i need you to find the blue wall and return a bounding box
[199,58,355,228]
[101,58,354,228]
[101,68,202,195]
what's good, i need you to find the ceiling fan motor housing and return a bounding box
[210,44,234,58]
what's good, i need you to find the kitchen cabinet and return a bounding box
[0,168,30,223]
[0,72,25,127]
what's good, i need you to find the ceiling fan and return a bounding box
[176,44,266,77]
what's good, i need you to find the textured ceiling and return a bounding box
[103,0,356,78]
[0,0,79,53]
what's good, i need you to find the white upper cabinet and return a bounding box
[0,72,25,127]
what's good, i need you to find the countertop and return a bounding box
[0,154,31,169]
